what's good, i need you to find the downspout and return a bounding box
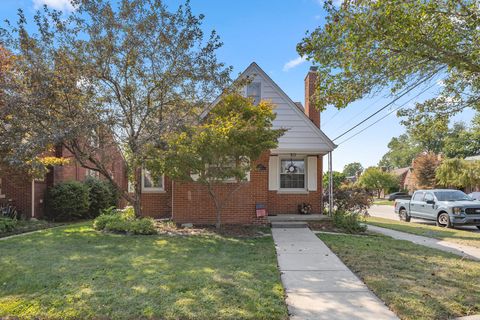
[328,152,333,216]
[31,179,35,218]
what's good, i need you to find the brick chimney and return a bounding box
[304,66,320,128]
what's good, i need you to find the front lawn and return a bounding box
[367,216,480,249]
[319,233,480,320]
[0,222,287,320]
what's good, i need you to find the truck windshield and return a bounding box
[433,191,472,201]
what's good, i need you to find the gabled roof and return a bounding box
[203,62,336,154]
[240,62,336,153]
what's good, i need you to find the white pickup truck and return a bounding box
[394,189,480,229]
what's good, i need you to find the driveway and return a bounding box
[368,205,480,233]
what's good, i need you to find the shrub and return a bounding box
[93,208,156,235]
[106,182,120,207]
[0,217,17,233]
[45,181,90,221]
[332,210,367,234]
[119,206,135,221]
[324,185,373,215]
[93,214,118,231]
[128,218,156,235]
[84,177,114,218]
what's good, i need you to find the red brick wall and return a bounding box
[171,152,270,225]
[168,151,323,225]
[0,171,33,218]
[139,176,172,218]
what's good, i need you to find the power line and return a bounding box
[332,71,441,141]
[336,82,437,145]
[321,108,342,127]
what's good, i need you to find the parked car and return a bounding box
[387,192,411,201]
[469,192,480,201]
[394,189,480,229]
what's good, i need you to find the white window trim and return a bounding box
[278,156,308,193]
[141,170,165,193]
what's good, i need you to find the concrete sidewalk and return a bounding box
[367,224,480,261]
[272,227,398,320]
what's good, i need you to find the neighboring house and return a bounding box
[391,166,416,194]
[0,145,127,219]
[1,62,336,224]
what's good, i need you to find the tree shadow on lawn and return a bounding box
[0,223,287,320]
[320,233,480,320]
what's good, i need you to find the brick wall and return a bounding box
[168,151,323,225]
[0,170,33,218]
[139,176,172,218]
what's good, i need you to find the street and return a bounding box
[367,205,480,233]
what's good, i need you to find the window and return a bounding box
[85,169,100,179]
[412,192,425,202]
[247,82,261,105]
[280,159,305,189]
[424,193,434,202]
[142,170,164,192]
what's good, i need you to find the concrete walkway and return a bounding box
[272,227,398,320]
[367,225,480,261]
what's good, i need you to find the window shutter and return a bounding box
[307,156,317,191]
[268,156,279,191]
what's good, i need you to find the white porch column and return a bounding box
[328,152,333,216]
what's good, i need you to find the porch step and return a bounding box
[271,221,309,229]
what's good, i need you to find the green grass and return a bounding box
[319,233,480,320]
[0,222,287,320]
[373,199,394,206]
[367,216,480,249]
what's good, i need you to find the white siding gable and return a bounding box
[240,63,336,154]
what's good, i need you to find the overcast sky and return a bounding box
[1,0,474,171]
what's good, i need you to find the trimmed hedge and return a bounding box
[45,181,90,221]
[84,177,115,218]
[46,178,120,221]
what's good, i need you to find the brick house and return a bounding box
[0,145,127,219]
[138,63,336,224]
[1,62,335,224]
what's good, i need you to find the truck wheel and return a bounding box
[437,212,452,228]
[399,209,410,222]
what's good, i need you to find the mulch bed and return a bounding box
[308,220,345,233]
[154,220,270,238]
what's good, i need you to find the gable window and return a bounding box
[247,82,261,105]
[142,170,164,192]
[280,159,305,189]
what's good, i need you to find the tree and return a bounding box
[162,93,284,228]
[322,171,346,190]
[436,158,480,189]
[0,1,230,216]
[443,120,480,158]
[358,167,399,198]
[413,152,441,188]
[297,0,479,129]
[343,162,363,177]
[379,134,422,169]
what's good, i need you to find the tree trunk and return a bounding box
[133,167,143,218]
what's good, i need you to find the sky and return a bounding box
[0,0,474,171]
